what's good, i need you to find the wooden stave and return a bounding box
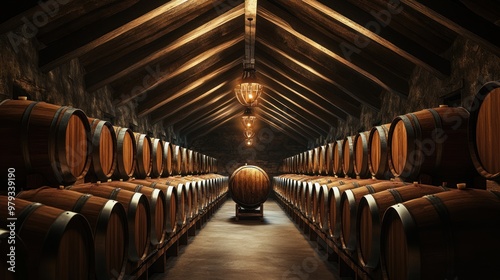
[467,81,500,181]
[87,118,117,182]
[380,188,500,280]
[101,181,167,247]
[339,180,410,254]
[112,126,137,180]
[229,165,271,209]
[16,187,128,280]
[66,183,151,263]
[0,99,92,189]
[0,196,94,280]
[356,183,449,271]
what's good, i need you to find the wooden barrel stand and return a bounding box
[235,203,264,221]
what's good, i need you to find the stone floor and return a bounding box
[149,196,342,280]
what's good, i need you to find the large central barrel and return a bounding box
[229,165,271,209]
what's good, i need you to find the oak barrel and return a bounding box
[339,180,410,253]
[380,188,500,280]
[468,81,500,181]
[327,178,381,239]
[0,99,91,189]
[388,106,475,185]
[171,145,182,175]
[133,133,152,179]
[102,181,167,247]
[229,165,271,209]
[66,183,150,263]
[86,118,117,182]
[332,140,344,176]
[162,141,173,176]
[129,179,178,237]
[112,126,137,180]
[0,196,93,280]
[16,187,128,280]
[353,131,371,179]
[150,138,164,178]
[356,183,448,270]
[342,136,356,178]
[368,124,392,179]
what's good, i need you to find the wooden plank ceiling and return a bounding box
[2,0,499,147]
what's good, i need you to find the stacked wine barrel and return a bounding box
[0,97,227,280]
[276,81,500,280]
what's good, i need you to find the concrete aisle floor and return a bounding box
[149,196,342,280]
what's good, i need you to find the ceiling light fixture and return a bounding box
[241,107,256,128]
[234,17,263,107]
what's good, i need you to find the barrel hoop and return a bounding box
[49,106,67,183]
[339,181,345,185]
[388,188,403,203]
[72,193,92,213]
[20,101,40,173]
[352,182,360,189]
[149,181,158,188]
[427,108,443,171]
[365,185,376,194]
[16,202,43,233]
[425,194,455,278]
[134,185,143,192]
[109,188,122,200]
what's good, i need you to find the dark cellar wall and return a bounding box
[1,31,500,178]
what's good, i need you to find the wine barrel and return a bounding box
[325,142,334,175]
[229,165,271,209]
[388,105,475,185]
[327,178,381,239]
[17,187,128,280]
[343,136,356,178]
[66,183,150,263]
[129,179,178,237]
[332,140,344,176]
[0,228,28,280]
[102,181,166,247]
[86,118,117,182]
[159,177,196,221]
[468,81,500,181]
[380,188,500,280]
[339,180,410,253]
[356,183,449,270]
[162,141,173,176]
[353,131,371,179]
[112,126,137,180]
[150,138,164,178]
[0,99,91,189]
[171,145,182,175]
[0,196,93,280]
[133,133,152,179]
[368,124,392,179]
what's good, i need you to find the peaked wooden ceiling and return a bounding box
[2,0,499,147]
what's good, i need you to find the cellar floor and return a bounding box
[149,196,342,280]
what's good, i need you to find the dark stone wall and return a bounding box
[0,31,173,142]
[1,30,499,178]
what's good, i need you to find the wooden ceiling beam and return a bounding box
[137,56,242,117]
[262,93,330,132]
[259,3,409,97]
[158,90,234,127]
[38,0,191,72]
[112,35,242,107]
[83,4,244,91]
[257,114,309,146]
[258,62,350,120]
[258,73,339,128]
[399,0,500,57]
[183,103,242,136]
[257,51,366,115]
[302,0,451,79]
[175,99,237,134]
[258,103,320,139]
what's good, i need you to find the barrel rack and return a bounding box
[274,190,374,280]
[127,192,228,280]
[235,203,264,221]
